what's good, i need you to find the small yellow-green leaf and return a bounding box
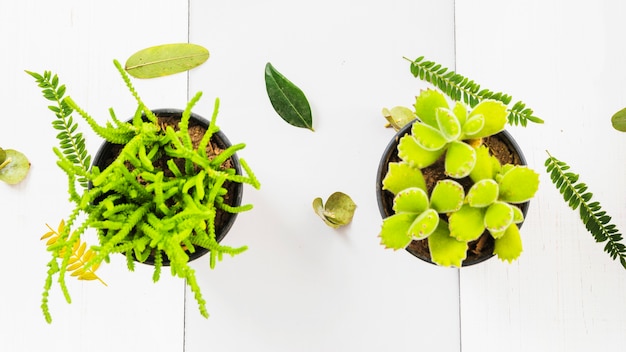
[408,208,439,239]
[413,89,449,128]
[428,220,468,267]
[430,180,464,213]
[449,204,485,242]
[380,213,416,250]
[125,43,209,79]
[382,162,426,195]
[397,135,445,169]
[445,141,476,178]
[484,201,514,233]
[493,224,523,262]
[393,187,430,214]
[498,166,540,203]
[466,179,499,207]
[265,62,313,131]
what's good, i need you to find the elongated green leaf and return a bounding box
[125,43,209,79]
[264,62,313,131]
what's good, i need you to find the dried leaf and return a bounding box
[312,192,356,229]
[264,62,314,131]
[125,43,209,79]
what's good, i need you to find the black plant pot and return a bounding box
[91,108,243,265]
[376,120,530,266]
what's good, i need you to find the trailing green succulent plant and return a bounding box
[379,88,540,267]
[29,48,260,323]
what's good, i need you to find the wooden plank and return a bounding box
[455,1,626,351]
[184,1,460,351]
[0,1,189,351]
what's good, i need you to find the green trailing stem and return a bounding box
[29,59,260,322]
[545,151,626,269]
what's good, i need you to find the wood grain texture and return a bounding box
[456,1,626,351]
[0,1,190,352]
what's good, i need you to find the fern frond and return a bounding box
[43,220,108,285]
[26,70,92,188]
[545,152,626,269]
[405,56,544,127]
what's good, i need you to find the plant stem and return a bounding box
[0,157,12,171]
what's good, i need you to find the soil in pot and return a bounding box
[92,109,243,265]
[377,123,529,266]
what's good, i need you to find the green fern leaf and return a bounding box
[405,56,544,127]
[545,152,626,269]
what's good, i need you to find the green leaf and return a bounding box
[493,224,523,262]
[466,100,508,138]
[469,145,497,182]
[498,166,540,203]
[393,187,430,214]
[430,180,464,213]
[448,204,485,242]
[484,201,514,233]
[611,107,626,132]
[125,43,209,79]
[313,192,357,229]
[264,62,313,131]
[379,213,416,250]
[397,135,445,169]
[382,162,426,195]
[466,179,499,207]
[428,220,468,267]
[436,107,462,142]
[408,209,439,240]
[413,89,449,128]
[445,141,476,178]
[411,122,447,151]
[0,149,30,184]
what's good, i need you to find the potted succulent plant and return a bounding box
[28,44,260,323]
[376,58,541,267]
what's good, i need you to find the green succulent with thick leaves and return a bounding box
[380,163,470,266]
[395,89,508,178]
[448,146,539,262]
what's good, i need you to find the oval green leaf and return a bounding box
[265,62,313,131]
[393,187,430,214]
[125,43,209,79]
[430,179,464,213]
[0,149,30,184]
[612,107,626,132]
[382,162,426,195]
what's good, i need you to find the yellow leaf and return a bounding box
[78,272,98,281]
[76,242,86,258]
[45,236,58,246]
[71,268,85,277]
[41,230,55,240]
[66,262,83,271]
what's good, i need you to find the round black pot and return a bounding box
[376,120,530,266]
[91,108,243,265]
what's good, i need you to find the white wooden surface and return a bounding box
[1,1,625,351]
